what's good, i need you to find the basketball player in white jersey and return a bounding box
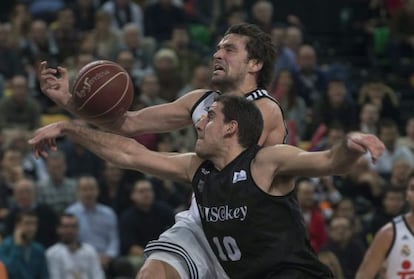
[356,172,414,279]
[38,23,288,278]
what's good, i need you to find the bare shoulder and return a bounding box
[176,89,213,106]
[254,98,285,146]
[371,222,394,251]
[376,222,394,240]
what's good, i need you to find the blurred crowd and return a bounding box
[0,0,414,278]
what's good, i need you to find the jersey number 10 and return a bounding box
[212,236,241,261]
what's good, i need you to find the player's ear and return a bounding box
[248,59,263,73]
[225,120,238,136]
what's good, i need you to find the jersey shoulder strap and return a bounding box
[246,89,288,144]
[190,90,220,124]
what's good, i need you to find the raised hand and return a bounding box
[28,121,68,159]
[38,61,72,107]
[346,133,385,163]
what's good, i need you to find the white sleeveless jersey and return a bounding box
[385,215,414,279]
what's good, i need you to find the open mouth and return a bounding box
[213,64,225,73]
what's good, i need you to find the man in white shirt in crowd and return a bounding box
[46,213,104,279]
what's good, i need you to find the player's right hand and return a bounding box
[28,121,68,159]
[38,61,72,107]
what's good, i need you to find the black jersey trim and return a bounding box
[402,214,414,237]
[385,217,398,258]
[245,88,288,144]
[190,90,218,117]
[144,241,199,279]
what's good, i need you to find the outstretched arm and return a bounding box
[28,121,201,182]
[254,132,385,179]
[39,61,206,136]
[355,223,393,279]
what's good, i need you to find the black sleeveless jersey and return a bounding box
[192,145,333,279]
[190,89,288,143]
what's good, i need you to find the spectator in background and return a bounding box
[26,0,65,23]
[296,177,327,253]
[177,64,210,98]
[214,6,246,45]
[136,73,167,108]
[373,119,414,177]
[0,212,49,279]
[51,7,82,63]
[249,0,274,34]
[144,0,187,44]
[284,26,304,56]
[119,179,174,258]
[66,176,119,273]
[293,44,327,107]
[101,0,143,32]
[150,134,192,210]
[0,24,24,82]
[153,48,183,102]
[5,129,48,182]
[389,159,412,189]
[20,19,59,70]
[7,3,32,50]
[59,127,103,179]
[0,75,41,131]
[120,23,155,74]
[70,0,97,33]
[269,69,307,142]
[333,198,364,239]
[398,116,414,153]
[389,0,414,71]
[322,216,366,279]
[359,103,380,135]
[270,25,297,77]
[312,78,358,136]
[47,213,104,279]
[97,161,133,216]
[164,26,203,83]
[0,147,25,216]
[336,157,384,212]
[366,188,406,238]
[91,10,122,60]
[37,151,77,215]
[116,49,142,95]
[358,78,400,124]
[5,178,58,248]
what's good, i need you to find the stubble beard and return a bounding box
[211,75,239,93]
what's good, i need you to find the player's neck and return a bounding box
[217,81,259,96]
[212,142,245,171]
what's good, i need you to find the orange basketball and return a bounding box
[72,60,134,122]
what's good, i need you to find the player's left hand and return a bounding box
[346,132,385,163]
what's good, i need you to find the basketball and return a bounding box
[72,60,134,122]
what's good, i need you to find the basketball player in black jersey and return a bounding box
[29,95,385,278]
[37,23,291,278]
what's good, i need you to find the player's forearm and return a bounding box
[61,122,146,169]
[327,138,364,174]
[88,103,192,137]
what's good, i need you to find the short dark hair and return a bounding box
[215,95,263,148]
[225,23,277,88]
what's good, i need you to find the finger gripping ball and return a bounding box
[72,60,133,122]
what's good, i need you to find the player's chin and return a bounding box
[195,142,207,159]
